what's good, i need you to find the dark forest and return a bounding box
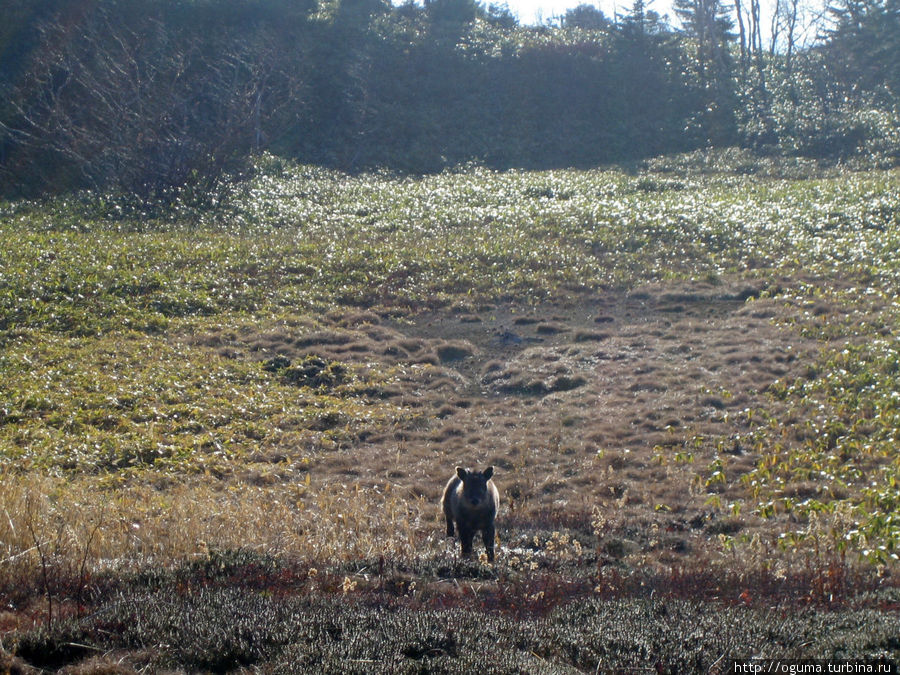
[1,0,898,198]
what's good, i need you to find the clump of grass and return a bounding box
[706,286,900,565]
[0,472,435,620]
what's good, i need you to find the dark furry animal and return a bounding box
[441,466,500,561]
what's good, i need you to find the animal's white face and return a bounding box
[457,466,494,507]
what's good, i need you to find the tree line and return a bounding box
[0,0,897,198]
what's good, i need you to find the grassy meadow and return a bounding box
[1,149,899,672]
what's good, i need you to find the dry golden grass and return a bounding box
[0,471,439,590]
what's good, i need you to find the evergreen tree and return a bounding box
[561,4,610,29]
[673,0,739,144]
[611,0,690,156]
[824,0,900,99]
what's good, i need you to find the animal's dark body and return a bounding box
[441,466,500,561]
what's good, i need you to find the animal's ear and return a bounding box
[456,466,468,480]
[483,466,494,479]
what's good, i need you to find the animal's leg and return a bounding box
[482,524,495,562]
[458,524,475,558]
[442,492,456,537]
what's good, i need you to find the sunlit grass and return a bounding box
[0,326,407,476]
[0,471,433,587]
[3,156,898,332]
[730,285,900,565]
[2,150,900,577]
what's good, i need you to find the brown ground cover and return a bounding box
[192,276,814,557]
